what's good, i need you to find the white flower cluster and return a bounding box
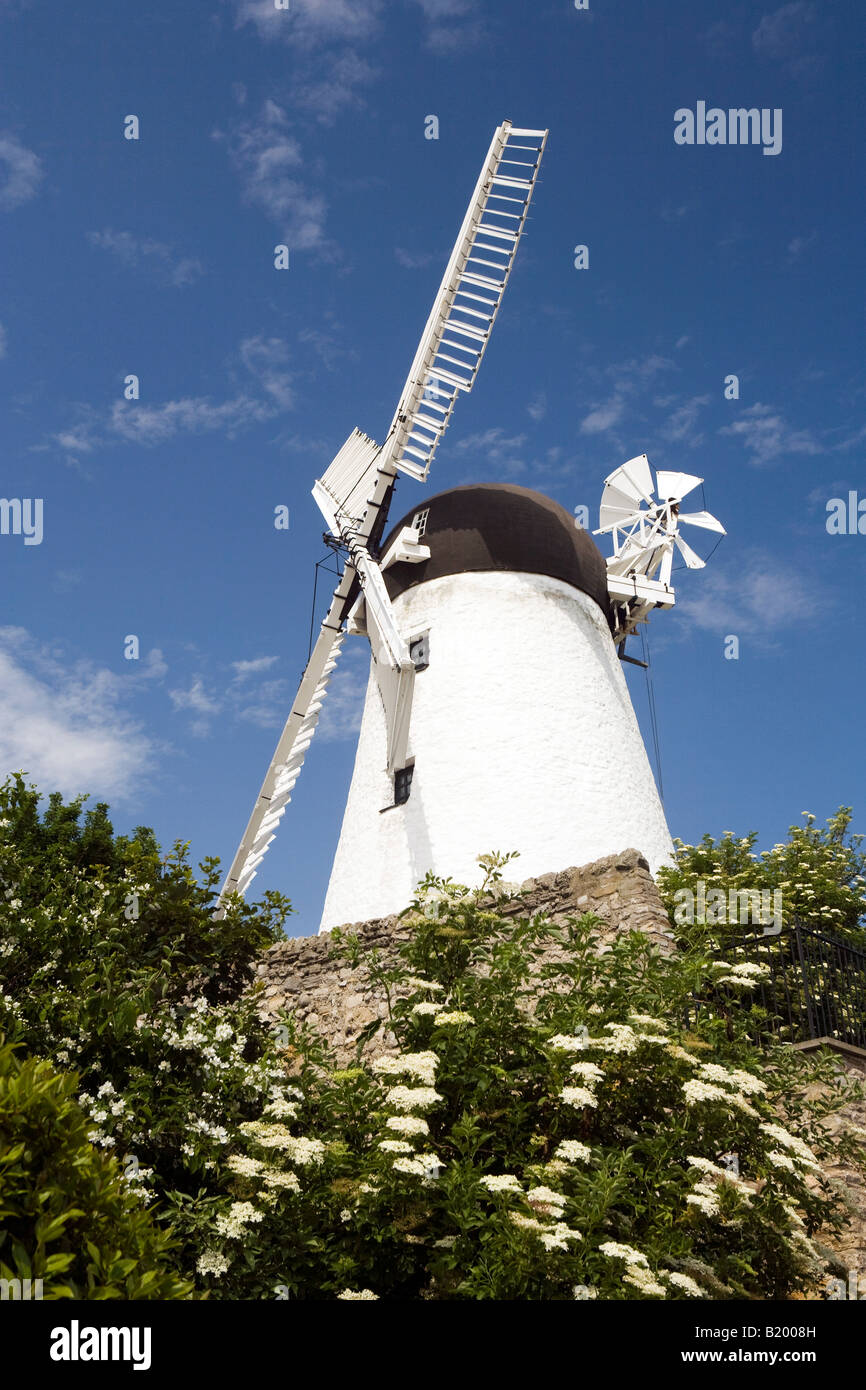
[385,1085,442,1113]
[681,1078,758,1118]
[758,1122,820,1170]
[686,1189,720,1218]
[404,977,445,993]
[480,1173,523,1194]
[226,1155,264,1177]
[385,1115,429,1137]
[568,1062,604,1083]
[547,1033,589,1053]
[554,1140,592,1165]
[379,1139,414,1154]
[392,1153,443,1180]
[560,1086,597,1109]
[539,1223,582,1252]
[197,1250,231,1277]
[697,1063,766,1096]
[411,1002,440,1016]
[433,1011,474,1026]
[214,1201,265,1239]
[337,1289,379,1300]
[373,1051,439,1086]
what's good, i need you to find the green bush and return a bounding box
[0,1040,193,1299]
[657,808,866,948]
[178,858,865,1301]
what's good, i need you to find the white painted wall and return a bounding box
[319,570,674,932]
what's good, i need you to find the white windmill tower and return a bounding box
[215,122,725,931]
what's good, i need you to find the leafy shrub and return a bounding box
[657,808,866,948]
[0,1040,193,1299]
[179,859,865,1301]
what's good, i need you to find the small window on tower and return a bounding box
[409,633,429,671]
[394,766,414,805]
[412,508,430,537]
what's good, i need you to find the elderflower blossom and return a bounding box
[527,1185,567,1214]
[197,1250,231,1277]
[386,1115,429,1137]
[599,1242,649,1268]
[392,1154,443,1180]
[540,1223,582,1252]
[481,1174,523,1194]
[665,1271,705,1298]
[379,1139,414,1154]
[226,1155,265,1177]
[373,1052,439,1086]
[338,1289,379,1300]
[385,1085,442,1112]
[411,1002,440,1016]
[433,1011,475,1026]
[682,1079,736,1107]
[264,1097,299,1120]
[262,1170,300,1191]
[561,1086,598,1109]
[759,1123,820,1167]
[547,1033,590,1052]
[510,1213,545,1232]
[555,1140,592,1164]
[697,1063,766,1096]
[766,1150,797,1173]
[629,1014,668,1031]
[215,1202,265,1239]
[568,1061,604,1083]
[404,977,445,993]
[686,1192,720,1217]
[624,1267,667,1297]
[667,1045,700,1066]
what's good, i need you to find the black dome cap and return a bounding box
[376,483,612,627]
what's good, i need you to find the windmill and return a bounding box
[215,121,549,917]
[594,455,726,645]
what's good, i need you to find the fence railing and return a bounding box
[698,923,866,1051]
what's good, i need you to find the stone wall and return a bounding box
[252,848,674,1064]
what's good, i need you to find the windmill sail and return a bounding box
[216,119,548,915]
[381,123,548,481]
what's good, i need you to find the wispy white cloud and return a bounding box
[230,0,383,47]
[87,228,205,287]
[109,393,274,446]
[294,51,377,124]
[215,100,329,252]
[395,247,437,269]
[786,231,817,264]
[239,334,295,408]
[232,655,280,679]
[47,335,294,454]
[674,557,821,640]
[719,401,822,465]
[579,354,676,438]
[0,628,158,802]
[527,390,547,422]
[661,394,711,446]
[0,132,43,210]
[752,2,822,78]
[407,0,483,52]
[453,427,530,478]
[168,679,222,739]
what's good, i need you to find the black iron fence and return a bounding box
[698,923,866,1051]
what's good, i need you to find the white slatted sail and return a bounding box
[380,121,548,481]
[216,120,548,914]
[312,428,382,537]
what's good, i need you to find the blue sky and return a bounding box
[1,0,863,934]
